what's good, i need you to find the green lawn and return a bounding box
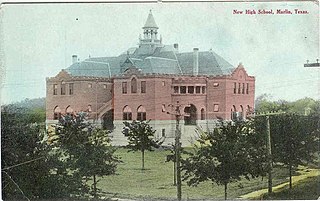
[97,148,298,200]
[261,175,320,200]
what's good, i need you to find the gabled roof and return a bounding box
[143,10,158,29]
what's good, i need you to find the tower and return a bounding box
[139,10,162,49]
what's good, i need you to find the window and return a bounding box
[162,129,166,137]
[213,82,219,87]
[242,83,245,94]
[66,106,74,116]
[214,104,219,112]
[234,82,237,94]
[184,104,197,125]
[69,83,74,95]
[53,84,58,95]
[122,82,127,94]
[201,108,205,120]
[123,106,132,120]
[174,86,179,93]
[53,106,61,120]
[88,83,92,88]
[162,81,165,86]
[188,86,194,94]
[103,84,107,89]
[61,83,66,95]
[196,86,201,93]
[246,83,249,94]
[131,78,137,93]
[238,83,241,94]
[141,81,146,93]
[180,86,186,94]
[202,86,206,94]
[231,111,238,120]
[240,105,244,119]
[137,106,146,121]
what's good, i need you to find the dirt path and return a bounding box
[238,168,320,200]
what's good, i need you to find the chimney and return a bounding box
[193,48,199,75]
[174,43,179,53]
[72,55,78,64]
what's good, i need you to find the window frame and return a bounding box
[53,84,58,95]
[122,82,127,94]
[131,78,137,93]
[69,83,74,95]
[141,81,146,93]
[61,83,66,95]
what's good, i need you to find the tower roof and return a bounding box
[143,10,158,29]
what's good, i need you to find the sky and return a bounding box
[0,1,319,104]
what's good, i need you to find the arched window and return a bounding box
[240,105,244,119]
[246,105,251,116]
[66,106,74,117]
[137,105,146,121]
[184,104,197,125]
[53,106,61,120]
[231,105,237,120]
[131,77,137,93]
[123,106,132,120]
[200,108,205,120]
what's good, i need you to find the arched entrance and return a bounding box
[102,109,114,131]
[184,104,197,125]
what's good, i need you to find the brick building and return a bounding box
[46,11,255,146]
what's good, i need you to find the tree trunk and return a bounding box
[289,164,292,189]
[142,150,145,170]
[224,182,228,200]
[93,174,97,198]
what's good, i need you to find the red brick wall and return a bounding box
[46,72,112,120]
[47,66,255,122]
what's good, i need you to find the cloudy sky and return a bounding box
[0,1,319,104]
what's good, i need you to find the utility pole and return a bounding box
[304,59,320,67]
[163,101,190,201]
[249,111,285,194]
[266,116,272,194]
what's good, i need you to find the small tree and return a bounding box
[182,120,268,200]
[123,120,161,170]
[54,113,121,198]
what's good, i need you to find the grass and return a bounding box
[261,175,320,200]
[239,166,319,200]
[96,148,307,200]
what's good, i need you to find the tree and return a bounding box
[123,120,161,170]
[270,113,319,189]
[182,120,268,200]
[1,104,67,199]
[54,112,121,198]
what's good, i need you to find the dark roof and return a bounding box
[66,45,235,78]
[176,51,234,75]
[143,10,158,29]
